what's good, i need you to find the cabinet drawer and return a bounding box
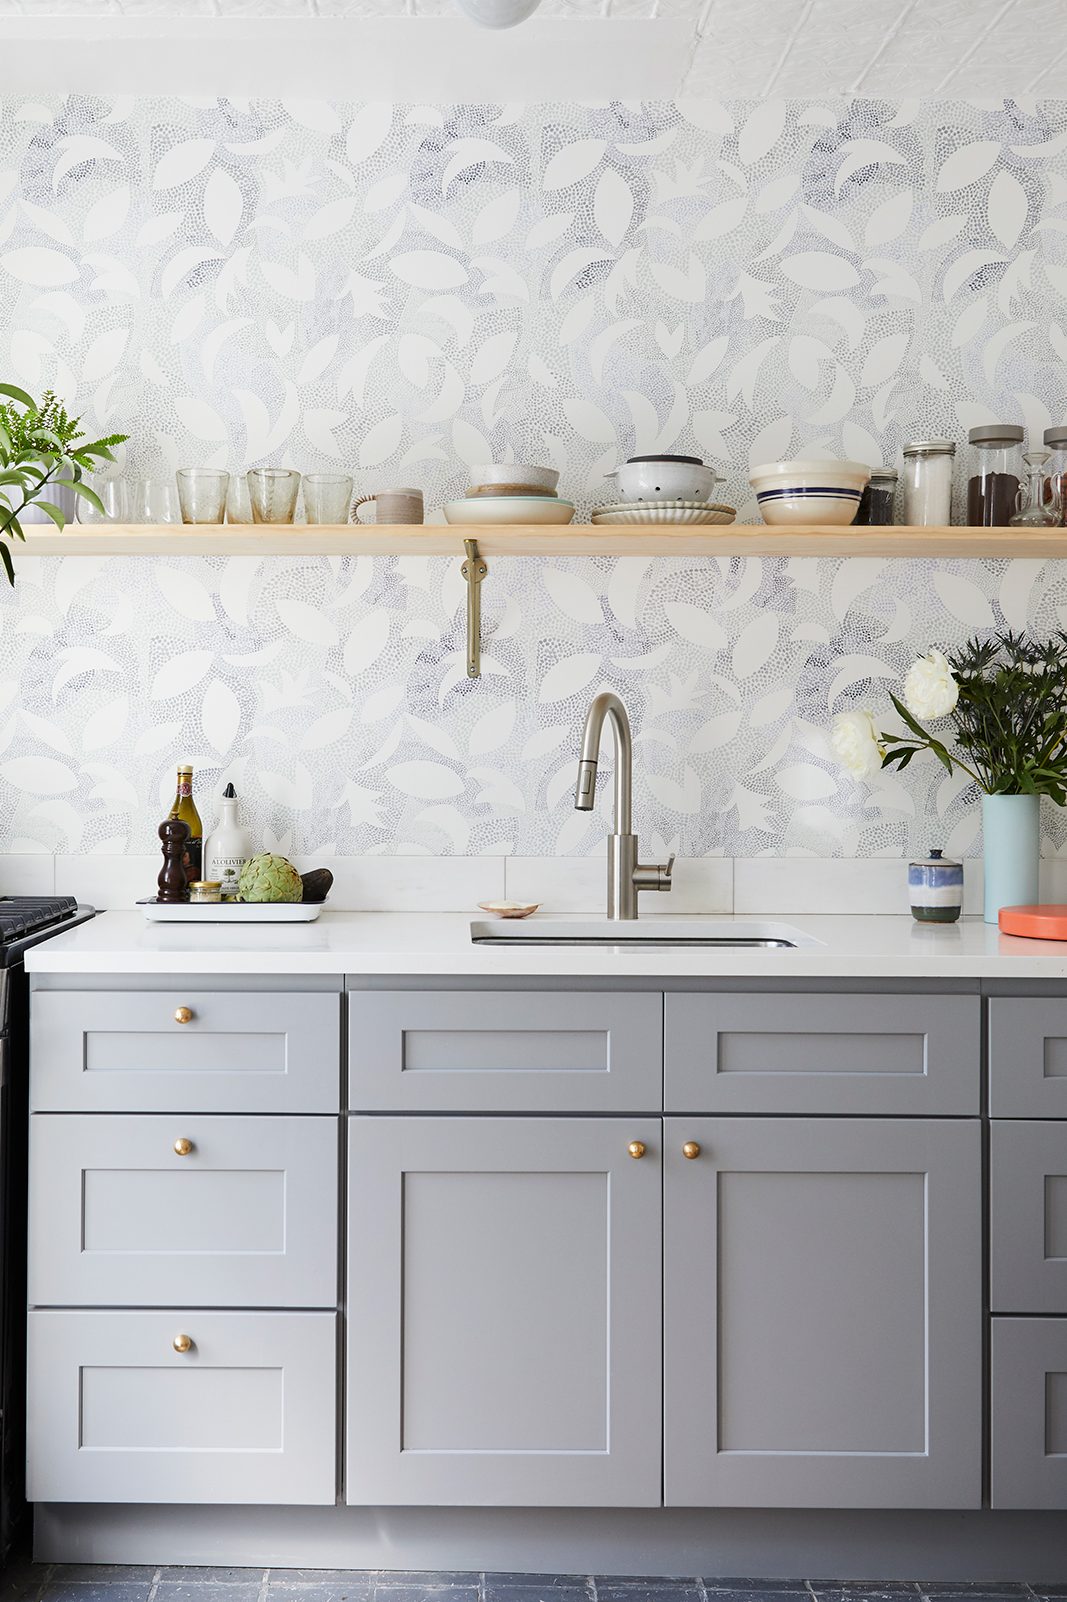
[30,990,341,1113]
[29,1115,338,1308]
[989,998,1067,1117]
[991,1317,1067,1508]
[27,1309,337,1504]
[665,993,978,1114]
[990,1121,1067,1313]
[348,991,661,1111]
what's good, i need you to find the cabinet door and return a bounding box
[990,1120,1067,1313]
[666,993,978,1115]
[991,1316,1067,1508]
[989,997,1067,1117]
[664,1117,981,1509]
[349,991,661,1112]
[29,1115,338,1309]
[347,1116,661,1506]
[27,1310,337,1505]
[31,991,341,1113]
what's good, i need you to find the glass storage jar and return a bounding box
[1043,426,1067,526]
[856,468,898,526]
[901,440,955,525]
[967,424,1023,526]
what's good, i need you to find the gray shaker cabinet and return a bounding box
[29,1115,338,1309]
[991,1317,1067,1508]
[663,1116,982,1508]
[31,989,341,1113]
[346,1115,662,1507]
[27,1309,337,1505]
[348,990,662,1112]
[665,993,979,1115]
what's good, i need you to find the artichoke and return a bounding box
[238,853,303,904]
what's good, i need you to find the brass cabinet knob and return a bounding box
[172,1334,193,1354]
[173,1137,194,1157]
[173,1007,194,1025]
[627,1140,647,1159]
[682,1141,702,1160]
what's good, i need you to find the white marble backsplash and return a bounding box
[1,96,1066,866]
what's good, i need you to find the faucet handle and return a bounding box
[634,854,675,894]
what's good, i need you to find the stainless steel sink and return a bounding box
[470,918,822,949]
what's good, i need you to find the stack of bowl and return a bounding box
[593,454,736,525]
[443,465,575,525]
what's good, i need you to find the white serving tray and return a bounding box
[138,898,325,923]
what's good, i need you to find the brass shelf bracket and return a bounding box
[461,537,488,679]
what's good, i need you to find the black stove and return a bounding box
[0,894,94,1564]
[0,896,81,954]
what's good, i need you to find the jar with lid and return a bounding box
[901,440,955,526]
[967,424,1023,526]
[188,880,222,904]
[856,468,898,526]
[1043,426,1067,526]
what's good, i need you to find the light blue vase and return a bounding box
[982,793,1040,924]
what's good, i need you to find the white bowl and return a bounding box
[607,456,717,503]
[443,497,575,526]
[749,458,870,526]
[468,463,559,493]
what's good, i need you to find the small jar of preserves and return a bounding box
[188,880,222,904]
[856,467,898,526]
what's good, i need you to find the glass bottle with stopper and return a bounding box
[1009,449,1061,529]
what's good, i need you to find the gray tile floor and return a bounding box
[0,1571,1054,1602]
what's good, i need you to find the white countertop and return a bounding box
[22,908,1067,979]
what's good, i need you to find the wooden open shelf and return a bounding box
[15,523,1067,558]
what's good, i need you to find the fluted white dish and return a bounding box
[592,501,736,525]
[444,497,575,525]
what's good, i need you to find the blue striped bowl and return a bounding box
[750,459,871,526]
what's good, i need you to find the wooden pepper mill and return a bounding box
[158,817,191,903]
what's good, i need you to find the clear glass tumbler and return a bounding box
[76,478,129,524]
[247,468,300,524]
[129,478,182,524]
[176,468,229,525]
[225,475,253,525]
[302,473,353,524]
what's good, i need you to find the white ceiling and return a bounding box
[0,0,1065,99]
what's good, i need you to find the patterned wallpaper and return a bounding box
[0,96,1066,859]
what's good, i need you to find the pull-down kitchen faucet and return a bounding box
[574,690,674,920]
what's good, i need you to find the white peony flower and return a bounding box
[831,709,883,780]
[904,648,959,720]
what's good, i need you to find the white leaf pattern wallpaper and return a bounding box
[0,96,1066,862]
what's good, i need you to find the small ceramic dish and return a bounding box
[477,900,540,919]
[749,459,870,526]
[444,497,575,526]
[467,482,556,498]
[468,463,559,493]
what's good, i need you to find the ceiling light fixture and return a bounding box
[454,0,542,26]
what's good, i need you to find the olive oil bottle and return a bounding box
[168,764,203,886]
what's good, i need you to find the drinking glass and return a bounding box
[76,478,129,524]
[176,468,229,525]
[302,473,353,524]
[226,475,253,525]
[247,468,300,524]
[128,478,181,524]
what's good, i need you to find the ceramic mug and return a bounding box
[353,488,423,525]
